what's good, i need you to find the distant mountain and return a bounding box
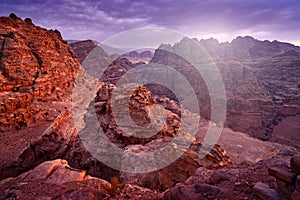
[70,40,97,63]
[121,50,154,63]
[151,36,300,146]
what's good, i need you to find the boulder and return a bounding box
[253,182,282,200]
[268,165,296,183]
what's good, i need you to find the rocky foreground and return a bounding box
[0,14,300,199]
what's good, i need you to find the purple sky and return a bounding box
[1,0,300,45]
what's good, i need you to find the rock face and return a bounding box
[0,15,80,180]
[122,50,153,59]
[0,15,79,131]
[2,14,299,199]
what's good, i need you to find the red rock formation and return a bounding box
[0,15,80,180]
[0,15,79,131]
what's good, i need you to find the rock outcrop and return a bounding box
[0,15,79,131]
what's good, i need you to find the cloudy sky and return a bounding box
[1,0,300,46]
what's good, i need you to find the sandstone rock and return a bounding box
[253,182,282,200]
[95,84,182,146]
[291,155,300,174]
[9,13,18,20]
[0,106,77,180]
[3,159,87,185]
[0,15,79,131]
[121,50,153,63]
[44,165,86,185]
[268,165,296,183]
[23,159,68,181]
[207,170,230,185]
[181,36,300,145]
[0,15,81,182]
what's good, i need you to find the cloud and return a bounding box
[0,0,299,44]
